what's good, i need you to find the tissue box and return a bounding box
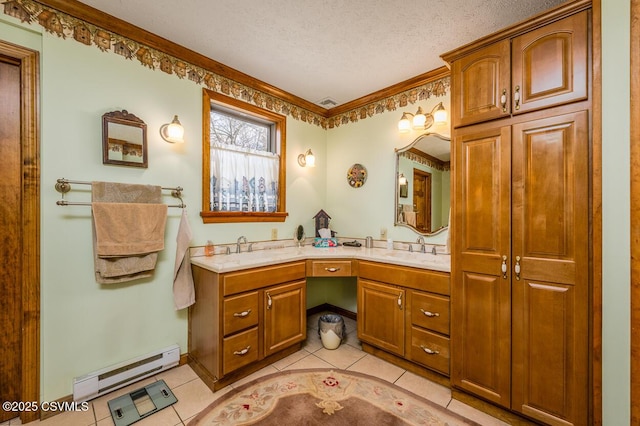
[313,238,338,247]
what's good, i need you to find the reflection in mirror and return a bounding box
[395,132,450,235]
[102,110,147,168]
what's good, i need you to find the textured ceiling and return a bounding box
[76,0,567,107]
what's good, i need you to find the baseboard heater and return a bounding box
[73,344,180,402]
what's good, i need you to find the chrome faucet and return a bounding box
[236,236,248,253]
[416,236,426,253]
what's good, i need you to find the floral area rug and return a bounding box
[189,368,480,425]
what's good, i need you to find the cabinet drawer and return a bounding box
[222,327,259,375]
[222,261,306,296]
[223,291,259,336]
[307,260,353,277]
[410,291,450,336]
[409,327,450,376]
[358,261,450,295]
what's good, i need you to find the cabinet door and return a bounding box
[451,39,511,127]
[357,279,405,356]
[510,111,589,425]
[511,11,588,115]
[452,123,512,407]
[264,280,306,357]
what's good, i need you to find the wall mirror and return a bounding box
[102,110,148,168]
[395,132,450,235]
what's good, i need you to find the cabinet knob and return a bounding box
[233,309,252,318]
[233,346,251,356]
[420,345,439,355]
[420,309,440,318]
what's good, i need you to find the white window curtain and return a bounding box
[210,146,279,212]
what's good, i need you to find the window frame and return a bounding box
[201,89,288,223]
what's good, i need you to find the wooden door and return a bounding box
[510,111,589,425]
[511,11,588,115]
[357,279,405,356]
[264,280,306,357]
[451,39,511,128]
[413,169,432,232]
[451,122,512,407]
[0,57,22,424]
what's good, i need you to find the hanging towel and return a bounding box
[92,182,166,284]
[173,209,195,310]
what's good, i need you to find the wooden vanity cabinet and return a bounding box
[189,261,306,390]
[445,3,591,424]
[357,261,451,377]
[447,8,588,128]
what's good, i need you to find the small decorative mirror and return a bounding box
[102,110,148,168]
[394,132,450,235]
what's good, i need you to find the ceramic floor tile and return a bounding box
[170,378,217,422]
[270,349,312,371]
[154,364,199,390]
[394,370,452,407]
[342,330,362,349]
[446,399,511,426]
[313,343,366,369]
[347,353,405,383]
[35,407,95,426]
[228,365,279,389]
[343,316,357,334]
[281,353,334,370]
[95,404,181,426]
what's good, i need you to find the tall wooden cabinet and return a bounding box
[442,2,591,425]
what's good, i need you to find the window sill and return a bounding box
[200,211,288,223]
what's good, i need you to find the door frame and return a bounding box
[631,0,639,423]
[0,40,40,424]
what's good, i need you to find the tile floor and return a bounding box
[2,312,508,426]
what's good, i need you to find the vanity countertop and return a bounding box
[190,245,451,274]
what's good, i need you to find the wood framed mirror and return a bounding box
[394,132,450,235]
[102,110,148,168]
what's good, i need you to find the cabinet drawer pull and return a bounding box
[420,309,440,318]
[397,292,403,310]
[514,85,521,110]
[233,346,251,356]
[420,345,439,355]
[515,256,521,281]
[324,267,341,273]
[501,255,508,279]
[500,88,508,112]
[266,292,272,310]
[233,309,252,318]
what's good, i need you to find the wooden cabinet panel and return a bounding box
[409,327,450,375]
[307,259,354,277]
[264,280,306,357]
[512,280,587,425]
[451,39,511,127]
[222,327,259,375]
[223,291,259,336]
[511,11,588,115]
[357,279,405,356]
[222,261,305,296]
[451,271,511,407]
[410,291,449,335]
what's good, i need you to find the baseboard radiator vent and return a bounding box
[73,344,180,402]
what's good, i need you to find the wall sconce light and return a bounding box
[160,115,185,143]
[398,102,447,133]
[297,149,316,167]
[398,173,407,185]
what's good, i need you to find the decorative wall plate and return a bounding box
[347,163,367,188]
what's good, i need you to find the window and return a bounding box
[201,89,287,223]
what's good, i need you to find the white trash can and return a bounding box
[318,314,345,350]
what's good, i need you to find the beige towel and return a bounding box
[405,211,417,226]
[93,202,167,256]
[173,209,195,310]
[92,182,166,284]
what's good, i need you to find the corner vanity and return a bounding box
[188,245,451,391]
